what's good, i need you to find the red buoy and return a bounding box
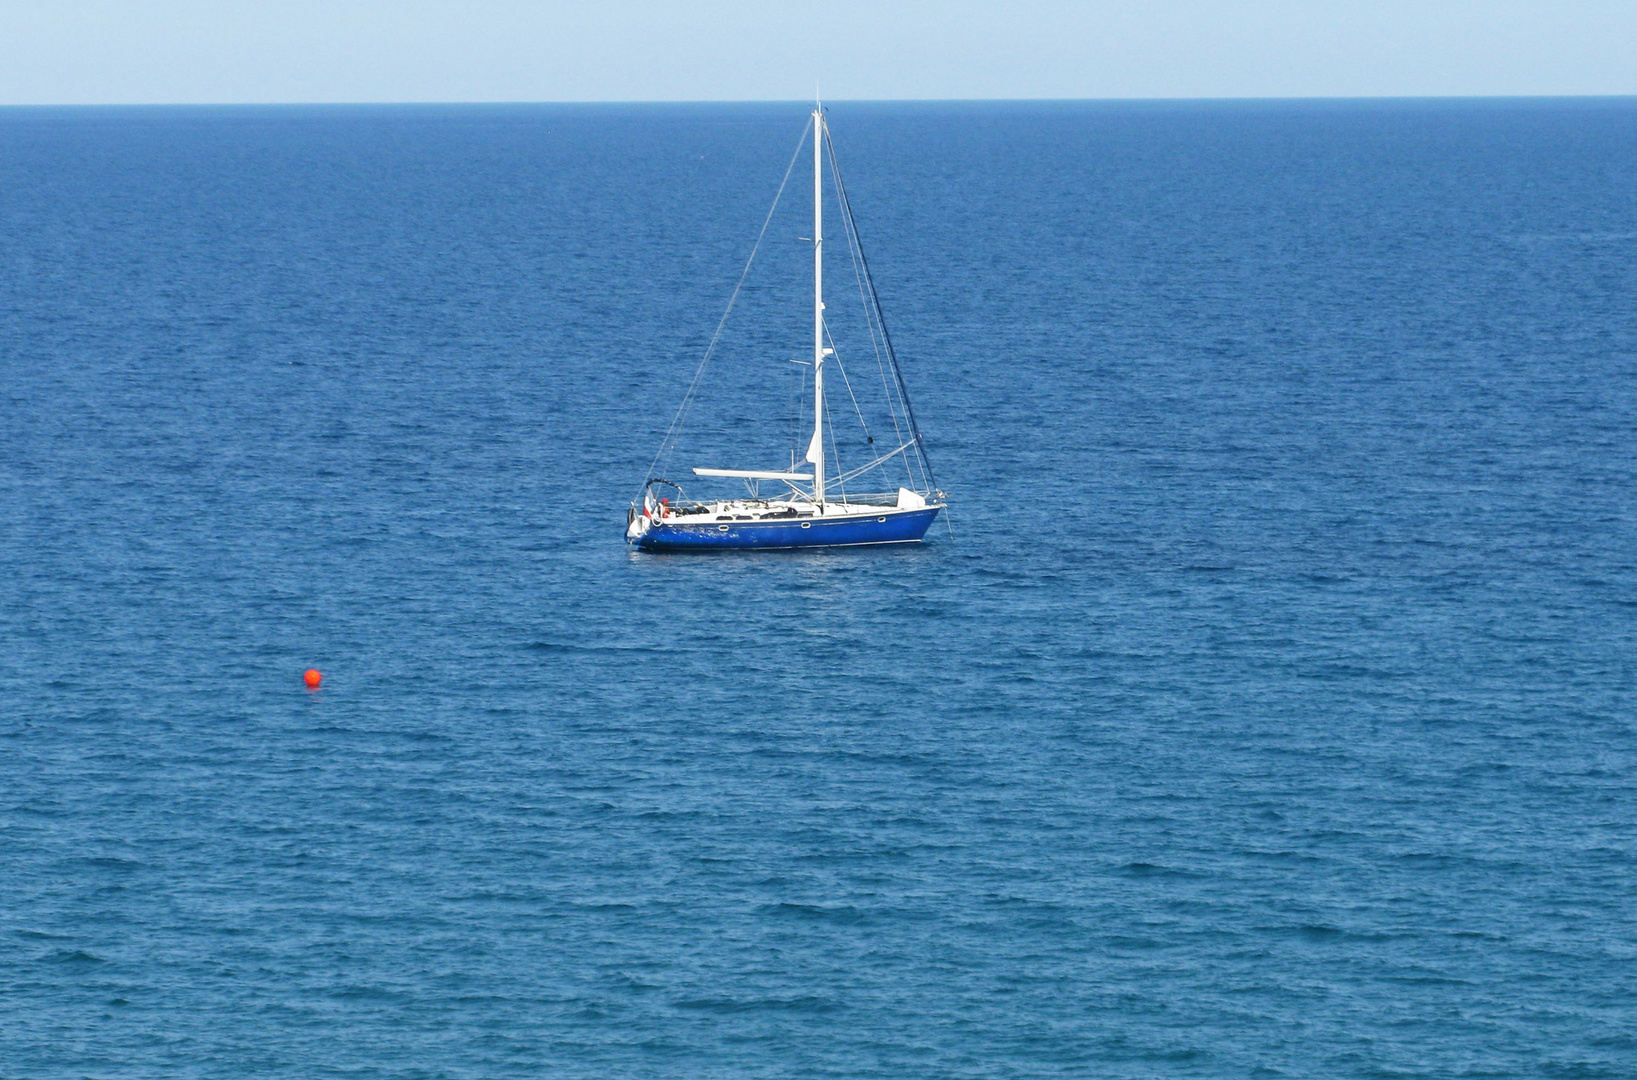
[304,669,323,689]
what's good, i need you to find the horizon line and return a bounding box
[3,93,1637,110]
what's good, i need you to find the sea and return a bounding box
[2,99,1634,1078]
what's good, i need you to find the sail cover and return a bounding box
[692,468,814,481]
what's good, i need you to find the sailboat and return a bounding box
[626,107,946,551]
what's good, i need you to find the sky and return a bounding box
[1,0,1634,105]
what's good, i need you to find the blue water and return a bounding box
[3,100,1635,1078]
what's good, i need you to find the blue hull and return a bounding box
[634,506,941,552]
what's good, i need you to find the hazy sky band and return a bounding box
[2,1,1635,105]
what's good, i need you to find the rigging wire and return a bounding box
[788,357,801,471]
[830,439,915,487]
[823,124,941,496]
[642,118,813,491]
[833,190,920,494]
[829,149,912,489]
[822,378,848,503]
[821,320,874,446]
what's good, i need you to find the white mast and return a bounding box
[806,107,826,508]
